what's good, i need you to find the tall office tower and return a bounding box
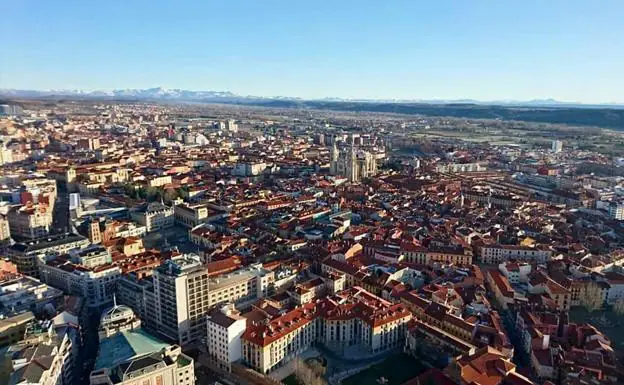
[551,140,563,153]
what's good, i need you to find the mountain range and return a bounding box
[1,87,623,109]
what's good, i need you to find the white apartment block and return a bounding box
[608,202,624,220]
[39,256,121,308]
[206,303,247,370]
[480,244,552,264]
[436,162,485,173]
[498,262,532,284]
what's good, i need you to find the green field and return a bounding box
[341,353,426,385]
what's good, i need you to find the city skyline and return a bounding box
[3,0,624,104]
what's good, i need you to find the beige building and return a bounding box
[330,143,378,183]
[480,244,552,264]
[153,254,273,346]
[7,203,53,239]
[241,287,411,374]
[7,320,79,385]
[131,202,174,232]
[0,214,10,243]
[174,203,225,228]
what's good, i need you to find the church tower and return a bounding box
[330,141,339,175]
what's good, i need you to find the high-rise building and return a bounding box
[224,119,238,133]
[150,254,273,346]
[551,140,563,153]
[608,202,624,220]
[0,104,23,116]
[329,142,378,182]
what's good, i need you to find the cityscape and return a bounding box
[1,2,624,385]
[0,96,622,385]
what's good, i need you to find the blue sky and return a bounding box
[2,0,623,102]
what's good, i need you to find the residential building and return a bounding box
[0,214,11,243]
[498,262,532,284]
[39,254,121,308]
[480,244,552,264]
[205,303,247,371]
[6,320,79,385]
[152,254,273,346]
[607,202,623,220]
[486,270,515,309]
[174,203,226,228]
[552,140,563,153]
[241,286,411,374]
[7,203,53,239]
[0,274,64,315]
[445,346,534,385]
[7,233,90,277]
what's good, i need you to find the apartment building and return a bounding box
[7,233,90,277]
[0,275,64,315]
[7,203,53,239]
[152,254,274,346]
[403,244,473,266]
[116,273,159,332]
[6,320,79,385]
[241,286,411,374]
[206,303,247,370]
[486,270,515,310]
[480,244,552,264]
[528,272,572,311]
[39,254,121,308]
[131,202,174,232]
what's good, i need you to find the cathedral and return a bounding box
[330,142,378,182]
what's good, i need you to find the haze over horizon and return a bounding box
[2,0,624,104]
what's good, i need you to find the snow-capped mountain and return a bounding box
[0,87,241,101]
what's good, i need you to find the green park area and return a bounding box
[569,307,624,350]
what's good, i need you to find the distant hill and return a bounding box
[1,88,623,130]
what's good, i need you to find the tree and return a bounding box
[613,298,624,316]
[293,358,326,385]
[163,188,179,202]
[145,186,162,202]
